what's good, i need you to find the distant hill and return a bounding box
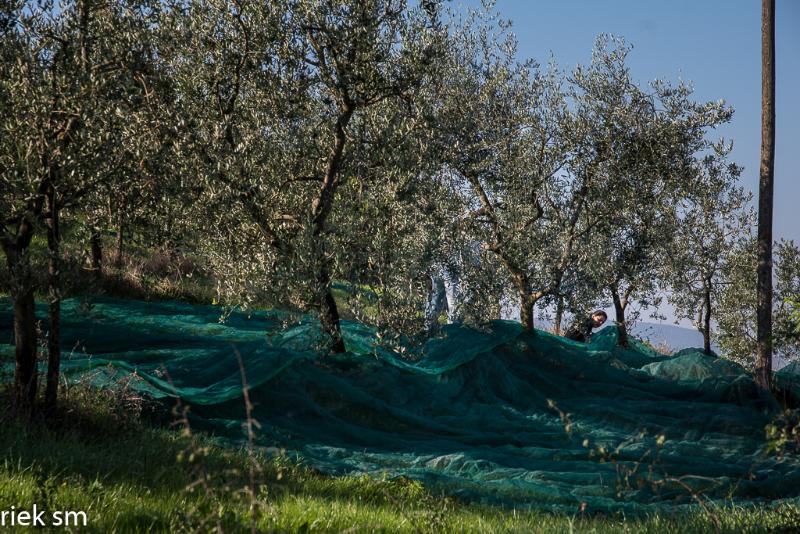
[603,322,791,370]
[626,322,715,352]
[532,318,711,353]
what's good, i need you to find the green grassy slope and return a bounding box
[1,387,799,533]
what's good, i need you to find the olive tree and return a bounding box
[166,0,445,352]
[773,241,800,362]
[578,38,733,347]
[716,239,800,366]
[666,143,752,354]
[433,14,576,331]
[436,33,731,340]
[1,0,160,410]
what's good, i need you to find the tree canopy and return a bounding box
[0,0,781,413]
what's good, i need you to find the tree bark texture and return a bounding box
[611,287,628,348]
[554,295,564,336]
[519,290,534,332]
[3,234,38,413]
[755,0,775,390]
[90,228,103,279]
[45,186,61,410]
[308,109,353,354]
[114,212,124,267]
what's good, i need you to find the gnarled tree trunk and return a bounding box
[3,227,39,413]
[90,227,103,280]
[308,109,353,354]
[610,285,629,348]
[519,290,534,332]
[114,212,124,268]
[554,294,565,336]
[45,186,61,410]
[318,267,346,353]
[13,287,38,411]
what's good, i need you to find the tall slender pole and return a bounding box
[755,0,775,390]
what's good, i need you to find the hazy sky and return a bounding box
[462,0,799,244]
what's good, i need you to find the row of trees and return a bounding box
[2,0,797,413]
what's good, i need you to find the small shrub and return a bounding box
[766,409,800,458]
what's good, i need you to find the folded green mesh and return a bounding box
[2,297,799,514]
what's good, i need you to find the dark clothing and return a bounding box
[564,318,595,343]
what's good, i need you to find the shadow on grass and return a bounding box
[0,383,424,510]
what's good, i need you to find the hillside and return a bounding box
[3,297,800,515]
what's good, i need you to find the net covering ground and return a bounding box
[2,297,800,514]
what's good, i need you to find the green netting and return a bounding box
[776,361,800,404]
[2,296,800,514]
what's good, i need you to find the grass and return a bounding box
[0,232,380,321]
[0,237,218,309]
[1,385,799,533]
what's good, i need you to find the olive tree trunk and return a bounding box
[114,212,124,268]
[45,186,61,410]
[702,282,712,356]
[90,227,103,280]
[308,109,353,354]
[554,294,565,335]
[2,226,39,413]
[610,286,629,348]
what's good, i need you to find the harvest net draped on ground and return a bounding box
[2,297,800,513]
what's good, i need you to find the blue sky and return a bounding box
[461,0,799,244]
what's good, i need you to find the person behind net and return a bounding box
[564,310,608,343]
